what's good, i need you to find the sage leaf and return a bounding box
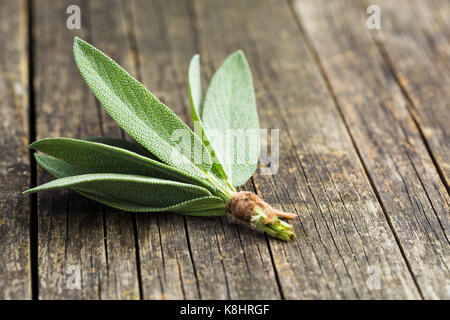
[73,37,212,178]
[31,138,215,190]
[174,197,226,215]
[202,51,260,187]
[188,54,204,121]
[76,192,226,215]
[33,154,226,215]
[24,173,220,211]
[84,137,154,158]
[25,37,297,240]
[188,55,229,181]
[35,153,89,177]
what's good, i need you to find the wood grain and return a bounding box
[0,0,31,299]
[294,0,449,299]
[33,0,139,299]
[365,0,450,189]
[192,0,420,299]
[2,0,448,300]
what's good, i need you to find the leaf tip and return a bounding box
[73,36,82,50]
[33,152,44,161]
[223,49,249,70]
[232,49,245,58]
[236,50,250,65]
[73,36,84,45]
[29,138,52,151]
[189,54,200,71]
[28,140,39,150]
[73,36,90,61]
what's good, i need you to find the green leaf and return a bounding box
[31,138,215,191]
[84,137,154,158]
[202,50,260,187]
[188,54,204,121]
[78,192,226,215]
[35,153,89,177]
[24,173,225,212]
[188,55,229,181]
[175,198,226,215]
[33,154,226,215]
[73,37,212,179]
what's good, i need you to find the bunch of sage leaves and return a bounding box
[25,37,295,241]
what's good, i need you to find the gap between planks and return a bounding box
[26,0,38,300]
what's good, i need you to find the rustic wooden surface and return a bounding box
[0,0,31,299]
[0,0,448,299]
[294,0,449,299]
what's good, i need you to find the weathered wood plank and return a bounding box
[365,0,450,189]
[33,0,139,299]
[0,0,31,299]
[128,0,281,299]
[192,0,420,299]
[294,0,449,299]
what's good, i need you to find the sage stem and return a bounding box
[251,207,296,241]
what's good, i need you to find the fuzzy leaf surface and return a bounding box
[35,153,89,177]
[188,55,228,181]
[33,154,226,215]
[31,138,214,190]
[84,137,154,158]
[188,54,204,122]
[73,37,212,178]
[202,51,260,187]
[24,173,223,212]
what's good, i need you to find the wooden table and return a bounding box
[1,0,448,300]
